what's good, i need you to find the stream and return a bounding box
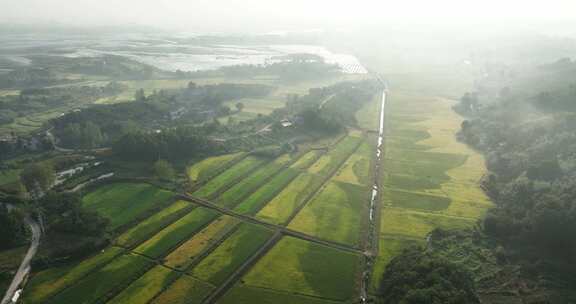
[360,86,386,303]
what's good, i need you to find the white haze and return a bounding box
[1,0,576,35]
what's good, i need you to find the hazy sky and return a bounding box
[2,0,576,33]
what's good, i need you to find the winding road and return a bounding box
[1,217,41,304]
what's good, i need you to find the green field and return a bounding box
[308,136,362,177]
[215,155,292,208]
[151,275,215,304]
[219,285,342,304]
[192,156,267,198]
[107,265,179,304]
[233,167,300,215]
[288,181,367,246]
[189,223,273,286]
[372,90,493,291]
[23,247,124,303]
[187,152,244,183]
[290,150,322,170]
[82,183,173,230]
[46,253,152,304]
[237,237,360,301]
[333,140,372,186]
[256,173,325,225]
[115,200,193,248]
[134,207,219,258]
[355,94,381,130]
[164,215,239,269]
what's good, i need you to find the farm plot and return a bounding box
[230,236,360,302]
[187,152,244,183]
[164,215,240,270]
[308,136,362,177]
[45,253,153,304]
[82,182,173,230]
[23,247,124,304]
[333,140,372,186]
[219,286,343,304]
[189,223,274,286]
[256,173,325,225]
[133,207,219,259]
[215,155,293,208]
[288,181,368,246]
[115,200,193,248]
[151,275,215,304]
[107,265,179,304]
[192,156,267,198]
[233,167,300,216]
[373,91,493,291]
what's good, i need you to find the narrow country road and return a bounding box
[1,217,41,304]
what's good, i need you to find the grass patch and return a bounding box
[23,247,124,304]
[192,156,267,198]
[134,207,219,259]
[240,236,360,301]
[46,253,152,304]
[82,183,173,230]
[107,265,179,304]
[115,200,193,248]
[0,169,20,186]
[256,173,324,225]
[164,215,239,270]
[288,181,367,246]
[233,168,300,216]
[151,275,214,304]
[189,223,273,286]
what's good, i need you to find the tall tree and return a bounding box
[20,162,55,198]
[153,159,175,181]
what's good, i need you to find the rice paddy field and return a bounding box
[192,155,267,198]
[221,236,361,303]
[82,182,174,230]
[187,152,245,183]
[17,73,493,304]
[371,90,493,291]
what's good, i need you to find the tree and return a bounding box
[187,81,197,90]
[0,207,26,249]
[20,162,55,198]
[154,159,175,181]
[134,88,146,102]
[235,102,244,112]
[82,121,104,149]
[380,247,480,304]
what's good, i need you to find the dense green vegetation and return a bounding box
[379,247,479,304]
[453,57,576,297]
